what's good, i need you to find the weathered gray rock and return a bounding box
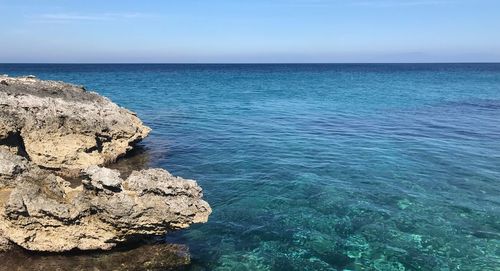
[0,150,29,189]
[83,165,123,192]
[0,75,151,176]
[0,151,211,252]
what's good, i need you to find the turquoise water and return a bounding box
[1,64,499,270]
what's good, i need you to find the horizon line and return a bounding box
[1,62,500,65]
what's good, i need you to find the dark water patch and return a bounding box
[0,242,190,271]
[107,143,153,178]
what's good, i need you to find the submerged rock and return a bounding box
[0,243,191,271]
[0,75,151,176]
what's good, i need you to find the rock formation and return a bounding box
[0,153,211,252]
[0,75,211,256]
[0,75,150,176]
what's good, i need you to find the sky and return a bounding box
[0,0,499,63]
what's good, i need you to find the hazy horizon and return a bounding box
[2,62,500,64]
[1,0,499,63]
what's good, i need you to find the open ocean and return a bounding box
[1,64,499,270]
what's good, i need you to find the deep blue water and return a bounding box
[1,64,499,270]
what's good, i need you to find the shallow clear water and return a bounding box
[1,64,499,270]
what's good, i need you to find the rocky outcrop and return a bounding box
[0,154,210,252]
[0,75,150,176]
[0,75,211,255]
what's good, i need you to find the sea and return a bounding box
[1,64,499,270]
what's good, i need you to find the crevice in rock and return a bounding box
[38,165,61,172]
[95,137,104,153]
[85,146,99,154]
[96,134,112,152]
[102,185,122,193]
[86,134,113,154]
[0,131,30,160]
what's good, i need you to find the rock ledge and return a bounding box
[0,75,151,176]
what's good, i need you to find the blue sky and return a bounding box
[0,0,499,63]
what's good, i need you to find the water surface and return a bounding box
[1,64,499,270]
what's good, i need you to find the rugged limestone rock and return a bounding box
[0,75,211,255]
[0,150,211,252]
[0,75,151,176]
[84,165,123,191]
